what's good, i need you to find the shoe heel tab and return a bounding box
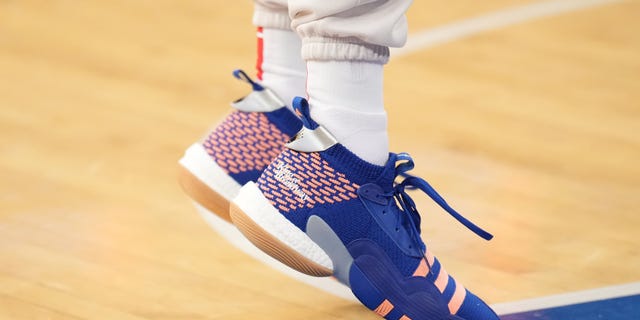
[286,97,338,152]
[292,97,319,130]
[231,70,286,113]
[233,69,264,91]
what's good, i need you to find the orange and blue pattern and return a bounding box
[252,146,497,319]
[203,110,291,183]
[411,249,466,315]
[257,149,359,213]
[373,299,413,320]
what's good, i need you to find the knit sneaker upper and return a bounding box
[255,97,498,320]
[202,70,301,185]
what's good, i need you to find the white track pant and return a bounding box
[253,0,412,64]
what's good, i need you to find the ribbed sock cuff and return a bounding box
[302,37,389,64]
[253,7,291,30]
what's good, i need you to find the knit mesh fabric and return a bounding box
[204,111,289,174]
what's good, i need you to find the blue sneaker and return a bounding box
[178,70,301,222]
[230,97,498,319]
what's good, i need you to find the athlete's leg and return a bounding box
[231,2,500,319]
[288,0,412,166]
[254,0,305,111]
[177,1,306,221]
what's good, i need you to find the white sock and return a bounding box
[257,27,306,111]
[307,61,389,166]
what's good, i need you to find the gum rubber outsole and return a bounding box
[229,202,333,277]
[178,165,231,222]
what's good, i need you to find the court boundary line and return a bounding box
[491,281,640,315]
[392,0,625,58]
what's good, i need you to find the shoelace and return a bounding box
[385,153,493,271]
[287,96,494,262]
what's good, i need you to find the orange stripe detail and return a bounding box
[448,279,466,315]
[426,249,435,266]
[434,267,449,293]
[373,300,394,317]
[338,176,350,184]
[316,170,328,178]
[311,163,323,171]
[412,259,429,277]
[338,193,351,201]
[399,316,412,320]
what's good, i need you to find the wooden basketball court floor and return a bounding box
[1,0,638,319]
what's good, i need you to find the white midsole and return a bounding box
[178,143,242,201]
[233,182,333,270]
[193,202,356,301]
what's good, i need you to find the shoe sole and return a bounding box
[178,166,231,221]
[178,143,242,222]
[180,146,359,301]
[230,182,333,277]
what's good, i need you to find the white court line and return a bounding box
[394,0,636,315]
[492,282,640,315]
[392,0,625,58]
[203,196,640,313]
[209,0,631,312]
[394,0,635,314]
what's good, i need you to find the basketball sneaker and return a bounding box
[230,97,498,319]
[178,70,301,222]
